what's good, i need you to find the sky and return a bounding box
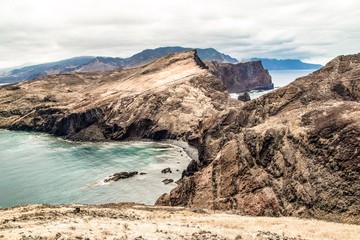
[0,0,359,68]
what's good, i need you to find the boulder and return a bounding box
[237,92,251,102]
[161,168,172,174]
[162,179,174,185]
[104,171,138,183]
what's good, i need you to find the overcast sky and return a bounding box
[0,0,359,68]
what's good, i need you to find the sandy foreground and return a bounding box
[0,204,359,240]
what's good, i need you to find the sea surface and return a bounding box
[231,69,318,99]
[0,130,190,208]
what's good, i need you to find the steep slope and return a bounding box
[206,60,273,92]
[157,54,360,224]
[251,58,322,70]
[0,51,239,143]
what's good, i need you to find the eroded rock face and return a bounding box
[157,54,360,224]
[0,51,359,224]
[206,60,273,93]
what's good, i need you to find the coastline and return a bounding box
[0,130,194,208]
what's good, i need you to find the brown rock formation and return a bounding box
[157,54,360,224]
[206,60,273,93]
[0,51,359,224]
[0,51,239,142]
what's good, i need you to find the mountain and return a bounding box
[0,63,33,73]
[0,56,95,83]
[250,58,322,70]
[0,47,238,83]
[1,51,358,224]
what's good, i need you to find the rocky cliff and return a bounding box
[0,51,239,143]
[0,51,359,224]
[206,60,273,93]
[157,54,360,224]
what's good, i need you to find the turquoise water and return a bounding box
[0,130,190,208]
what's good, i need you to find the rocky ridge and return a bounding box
[157,53,360,224]
[0,51,359,224]
[0,51,239,143]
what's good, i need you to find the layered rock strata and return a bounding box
[157,54,360,224]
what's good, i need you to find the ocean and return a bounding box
[0,130,190,208]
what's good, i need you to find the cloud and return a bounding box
[0,0,359,67]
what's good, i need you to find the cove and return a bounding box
[0,130,190,208]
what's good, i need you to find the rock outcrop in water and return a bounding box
[206,60,273,93]
[0,51,359,224]
[104,171,139,183]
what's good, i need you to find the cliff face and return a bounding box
[0,51,359,224]
[206,60,273,93]
[157,54,360,224]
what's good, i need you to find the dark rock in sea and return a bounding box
[139,172,147,175]
[104,171,138,183]
[206,60,273,93]
[161,168,172,174]
[162,179,174,185]
[237,92,251,102]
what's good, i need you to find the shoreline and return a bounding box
[0,128,198,161]
[0,130,194,208]
[162,139,199,162]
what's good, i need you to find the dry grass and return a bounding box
[0,204,358,240]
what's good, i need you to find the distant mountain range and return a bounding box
[250,58,322,70]
[0,47,322,83]
[0,47,237,83]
